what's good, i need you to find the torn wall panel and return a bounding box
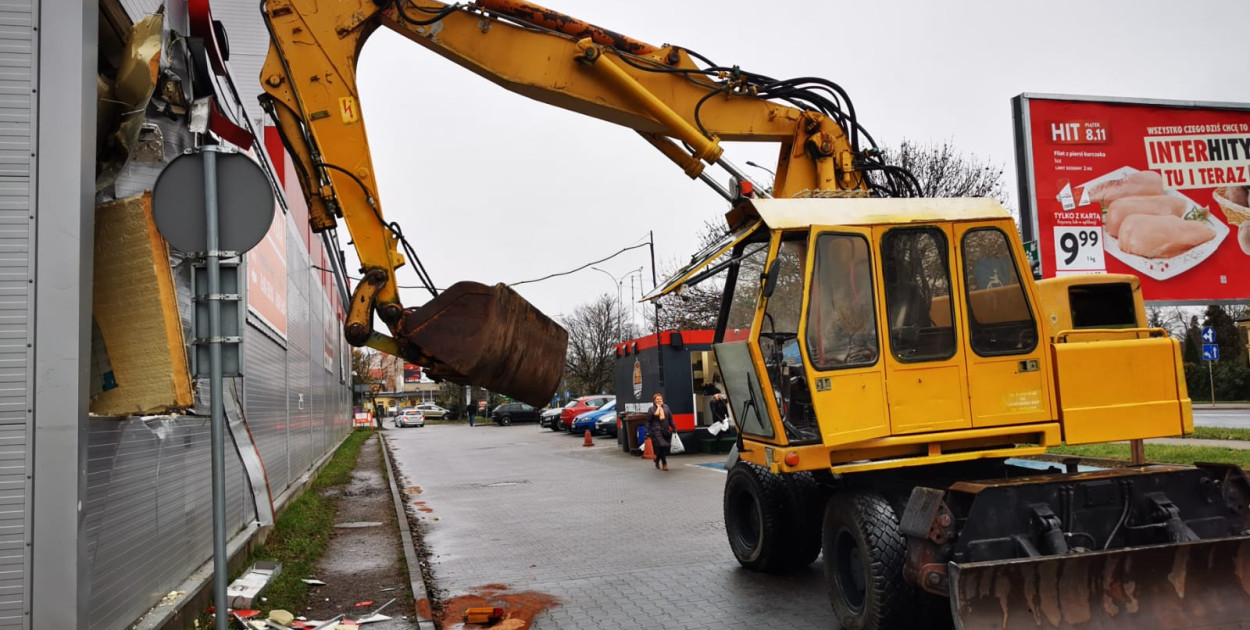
[91,192,193,415]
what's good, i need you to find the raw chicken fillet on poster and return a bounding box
[1077,166,1227,281]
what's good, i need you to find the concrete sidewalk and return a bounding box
[297,433,425,629]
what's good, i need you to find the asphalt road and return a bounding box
[385,423,837,630]
[1193,408,1250,428]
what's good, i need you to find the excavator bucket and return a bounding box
[393,281,568,407]
[949,536,1250,630]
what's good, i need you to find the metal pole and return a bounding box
[649,231,663,390]
[205,148,229,630]
[1209,360,1215,404]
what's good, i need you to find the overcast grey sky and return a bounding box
[351,0,1250,325]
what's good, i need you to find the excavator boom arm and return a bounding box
[259,0,864,404]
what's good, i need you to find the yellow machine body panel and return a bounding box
[723,198,1189,473]
[1053,335,1191,444]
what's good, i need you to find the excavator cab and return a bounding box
[653,196,1250,630]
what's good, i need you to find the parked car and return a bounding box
[595,410,620,438]
[395,409,425,428]
[572,400,616,435]
[414,403,449,419]
[545,400,584,431]
[539,405,565,429]
[491,402,540,425]
[559,395,614,432]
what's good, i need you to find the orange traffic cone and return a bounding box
[642,437,655,460]
[583,429,594,447]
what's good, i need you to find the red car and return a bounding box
[556,395,614,432]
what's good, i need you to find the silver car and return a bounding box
[395,409,425,428]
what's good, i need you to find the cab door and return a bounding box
[953,223,1051,427]
[873,225,973,434]
[801,227,891,445]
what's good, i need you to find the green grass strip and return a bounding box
[1049,443,1250,468]
[240,428,372,613]
[1188,426,1250,441]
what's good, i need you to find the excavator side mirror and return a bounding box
[761,259,781,299]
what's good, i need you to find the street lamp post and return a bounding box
[591,266,642,341]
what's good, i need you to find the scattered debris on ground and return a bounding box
[417,584,559,630]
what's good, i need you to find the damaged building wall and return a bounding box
[83,1,353,628]
[84,415,254,629]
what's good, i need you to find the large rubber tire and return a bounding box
[501,415,512,426]
[723,463,818,573]
[822,492,912,630]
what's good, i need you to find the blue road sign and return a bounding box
[1203,344,1220,361]
[1202,326,1216,343]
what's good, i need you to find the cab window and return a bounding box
[760,234,819,442]
[961,229,1038,355]
[720,241,770,342]
[881,228,956,362]
[806,233,878,370]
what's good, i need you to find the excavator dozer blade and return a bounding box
[949,536,1250,630]
[394,281,568,407]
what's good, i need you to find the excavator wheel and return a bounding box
[723,463,815,573]
[822,492,914,630]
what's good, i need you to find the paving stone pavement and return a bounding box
[385,423,839,629]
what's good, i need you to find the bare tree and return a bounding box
[881,139,1011,218]
[651,219,732,331]
[562,294,638,395]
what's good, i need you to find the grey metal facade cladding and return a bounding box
[120,0,162,22]
[285,220,313,479]
[0,0,34,625]
[212,0,272,127]
[85,416,254,630]
[244,323,290,494]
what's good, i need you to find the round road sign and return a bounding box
[152,150,275,254]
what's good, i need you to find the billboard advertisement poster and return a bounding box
[246,208,289,336]
[1013,94,1250,302]
[403,363,422,383]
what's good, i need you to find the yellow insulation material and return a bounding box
[91,192,193,415]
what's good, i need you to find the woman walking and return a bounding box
[645,392,677,471]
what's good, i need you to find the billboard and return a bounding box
[403,363,423,383]
[1013,94,1250,302]
[246,208,289,336]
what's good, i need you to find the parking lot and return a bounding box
[385,423,837,629]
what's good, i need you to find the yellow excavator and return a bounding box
[260,1,1250,628]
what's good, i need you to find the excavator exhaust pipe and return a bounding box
[392,281,567,407]
[949,534,1250,629]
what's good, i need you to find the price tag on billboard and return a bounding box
[1052,227,1106,273]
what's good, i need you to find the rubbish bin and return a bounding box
[623,413,648,453]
